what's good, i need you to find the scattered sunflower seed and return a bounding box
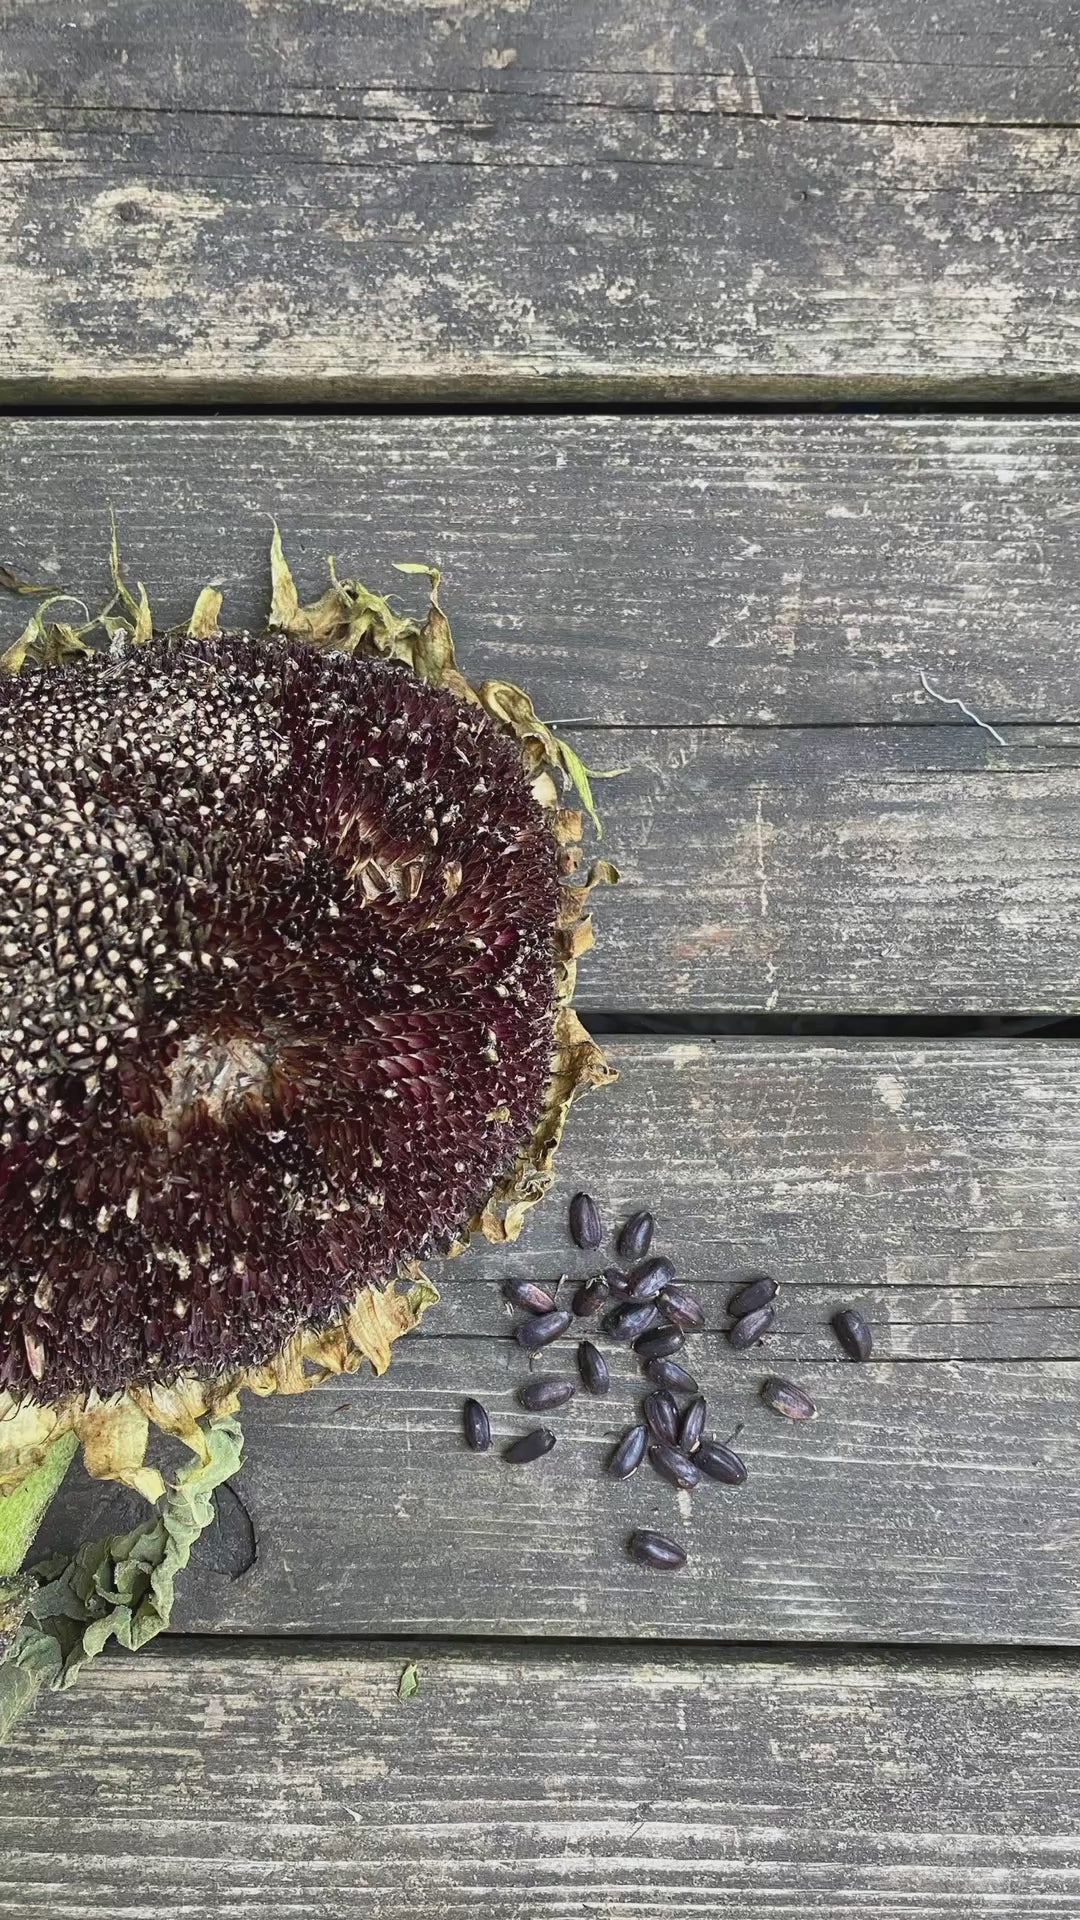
[577,1340,610,1396]
[569,1192,603,1250]
[634,1325,685,1363]
[659,1284,705,1331]
[832,1308,873,1361]
[608,1423,648,1480]
[649,1442,700,1491]
[617,1210,655,1262]
[760,1376,817,1421]
[727,1304,775,1351]
[645,1356,699,1396]
[603,1300,661,1342]
[603,1265,632,1299]
[627,1255,675,1299]
[727,1274,779,1318]
[643,1389,679,1446]
[629,1529,688,1572]
[679,1397,706,1453]
[463,1398,491,1452]
[516,1308,574,1351]
[518,1376,576,1412]
[503,1277,559,1315]
[504,1427,557,1464]
[572,1276,610,1318]
[696,1438,748,1484]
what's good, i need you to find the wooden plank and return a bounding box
[5,1638,1080,1919]
[38,1039,1080,1644]
[1,6,1079,399]
[4,413,1080,728]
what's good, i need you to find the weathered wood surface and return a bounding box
[4,413,1080,728]
[1,4,1079,399]
[39,1039,1080,1643]
[6,1639,1080,1919]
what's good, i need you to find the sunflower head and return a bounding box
[0,542,614,1500]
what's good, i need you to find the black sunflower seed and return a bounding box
[603,1265,632,1299]
[572,1276,610,1318]
[504,1427,557,1464]
[643,1390,679,1446]
[516,1308,574,1351]
[832,1308,873,1361]
[503,1277,559,1315]
[679,1396,706,1453]
[463,1398,491,1452]
[760,1376,817,1421]
[577,1340,610,1396]
[617,1210,655,1262]
[727,1304,775,1350]
[629,1529,687,1571]
[645,1357,699,1395]
[634,1325,685,1363]
[659,1284,705,1331]
[518,1376,575,1412]
[603,1300,661,1342]
[648,1443,700,1491]
[627,1255,676,1299]
[569,1192,602,1250]
[727,1274,779,1318]
[608,1423,648,1479]
[696,1439,748,1484]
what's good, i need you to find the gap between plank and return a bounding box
[138,1630,1080,1664]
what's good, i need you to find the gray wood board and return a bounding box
[2,413,1079,728]
[38,1039,1080,1643]
[6,1638,1080,1919]
[1,4,1079,399]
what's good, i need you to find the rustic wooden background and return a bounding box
[3,4,1080,1917]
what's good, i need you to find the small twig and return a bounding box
[918,670,1006,747]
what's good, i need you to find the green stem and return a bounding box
[0,1433,78,1580]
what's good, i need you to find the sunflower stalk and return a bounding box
[0,1415,243,1743]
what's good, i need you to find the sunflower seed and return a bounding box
[679,1396,706,1453]
[617,1210,655,1261]
[627,1255,675,1299]
[760,1376,817,1421]
[628,1529,687,1571]
[832,1308,873,1361]
[643,1389,679,1446]
[608,1423,648,1480]
[577,1340,610,1396]
[516,1308,574,1351]
[504,1427,557,1464]
[572,1276,610,1318]
[634,1325,685,1362]
[659,1284,705,1331]
[503,1277,559,1315]
[649,1442,700,1491]
[569,1191,602,1250]
[518,1376,575,1411]
[463,1398,491,1452]
[727,1304,775,1350]
[603,1300,661,1342]
[727,1274,779,1318]
[696,1438,748,1483]
[645,1357,699,1395]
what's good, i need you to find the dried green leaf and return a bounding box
[268,522,300,631]
[397,1661,420,1700]
[188,587,224,637]
[0,1416,243,1741]
[0,566,57,596]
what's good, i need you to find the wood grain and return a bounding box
[1,4,1078,399]
[37,1039,1080,1644]
[5,1638,1080,1919]
[3,413,1080,728]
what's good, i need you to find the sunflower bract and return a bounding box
[0,633,562,1400]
